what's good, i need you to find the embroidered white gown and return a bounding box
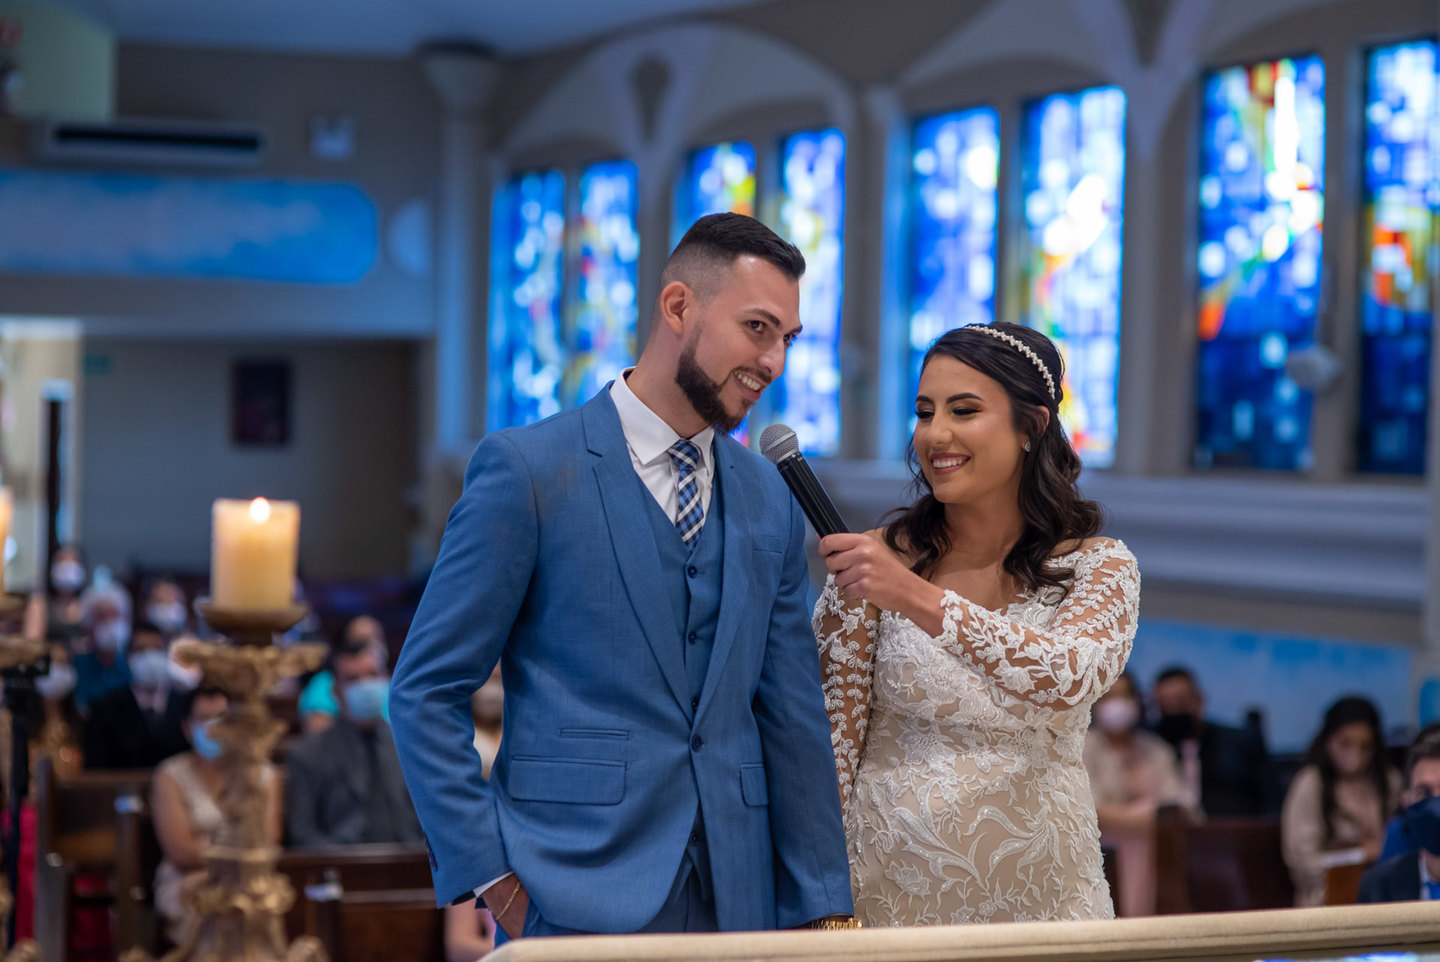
[814,538,1140,925]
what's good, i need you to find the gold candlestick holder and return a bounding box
[122,601,328,962]
[0,592,43,962]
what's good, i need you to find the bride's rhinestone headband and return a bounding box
[964,325,1057,402]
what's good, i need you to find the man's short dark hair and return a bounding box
[328,638,373,674]
[180,685,228,721]
[1406,724,1440,782]
[662,213,805,293]
[1155,666,1198,688]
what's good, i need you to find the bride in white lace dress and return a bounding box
[815,323,1139,926]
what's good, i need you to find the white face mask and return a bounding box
[36,663,76,700]
[129,649,170,689]
[147,602,187,634]
[94,620,130,653]
[1093,698,1140,734]
[51,560,85,593]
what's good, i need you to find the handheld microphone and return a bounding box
[759,424,849,537]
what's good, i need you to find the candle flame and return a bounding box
[249,497,271,523]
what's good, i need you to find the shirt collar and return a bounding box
[610,369,714,469]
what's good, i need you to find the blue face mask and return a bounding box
[1405,795,1440,854]
[191,719,223,761]
[343,678,389,724]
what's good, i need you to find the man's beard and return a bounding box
[676,340,748,433]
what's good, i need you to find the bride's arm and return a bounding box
[813,575,879,813]
[928,542,1138,709]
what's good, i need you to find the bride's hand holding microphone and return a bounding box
[819,533,945,634]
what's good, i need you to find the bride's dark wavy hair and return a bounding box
[883,323,1103,597]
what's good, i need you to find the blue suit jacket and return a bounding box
[389,389,853,933]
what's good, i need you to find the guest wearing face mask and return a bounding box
[152,686,281,942]
[1359,726,1440,903]
[46,545,88,639]
[81,623,190,770]
[285,640,421,847]
[71,583,134,715]
[1152,665,1278,816]
[1282,696,1402,907]
[297,616,390,735]
[144,578,191,640]
[1083,672,1194,917]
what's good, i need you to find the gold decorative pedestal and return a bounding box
[0,594,45,962]
[123,603,328,962]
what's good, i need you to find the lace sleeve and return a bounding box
[813,575,879,814]
[936,539,1139,710]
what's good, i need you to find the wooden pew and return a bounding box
[34,756,152,962]
[277,845,443,962]
[1154,807,1295,913]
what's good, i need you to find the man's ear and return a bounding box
[657,280,693,336]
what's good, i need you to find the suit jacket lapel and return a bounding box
[582,393,692,716]
[697,438,751,719]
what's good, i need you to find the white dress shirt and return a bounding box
[476,371,715,901]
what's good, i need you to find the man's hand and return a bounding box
[489,875,531,939]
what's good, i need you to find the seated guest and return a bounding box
[46,544,89,641]
[71,582,133,715]
[297,616,389,735]
[1152,665,1277,815]
[152,686,281,942]
[81,622,189,770]
[1359,726,1440,903]
[1084,671,1195,917]
[285,640,422,846]
[1282,696,1402,906]
[143,577,192,641]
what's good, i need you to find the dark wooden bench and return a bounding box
[34,756,152,962]
[1154,807,1295,913]
[276,845,443,962]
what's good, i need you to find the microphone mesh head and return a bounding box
[759,424,799,463]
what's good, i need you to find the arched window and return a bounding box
[1019,86,1127,468]
[1360,40,1437,475]
[1194,56,1326,471]
[908,107,1000,410]
[775,127,846,456]
[488,159,639,431]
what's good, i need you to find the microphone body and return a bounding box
[759,424,849,538]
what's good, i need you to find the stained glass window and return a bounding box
[774,128,846,456]
[1019,86,1126,468]
[1195,56,1326,471]
[675,141,757,243]
[568,159,641,411]
[909,107,1000,408]
[488,169,565,432]
[1360,40,1439,474]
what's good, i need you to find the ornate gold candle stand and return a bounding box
[0,593,44,962]
[123,602,327,962]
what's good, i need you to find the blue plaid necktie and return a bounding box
[669,439,705,549]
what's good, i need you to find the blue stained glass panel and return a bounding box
[675,142,757,244]
[909,108,1000,411]
[569,159,641,410]
[774,128,846,457]
[1020,86,1126,468]
[1195,56,1326,471]
[488,169,566,431]
[1359,40,1438,475]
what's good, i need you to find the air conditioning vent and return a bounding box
[31,118,267,168]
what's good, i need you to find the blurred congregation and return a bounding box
[1,0,1440,958]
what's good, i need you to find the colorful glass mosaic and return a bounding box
[569,159,641,411]
[909,107,1000,411]
[488,169,566,431]
[675,141,757,243]
[1195,56,1325,470]
[774,128,846,456]
[1359,40,1438,474]
[1019,86,1126,468]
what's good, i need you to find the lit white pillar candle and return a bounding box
[211,497,300,610]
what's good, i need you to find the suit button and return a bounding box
[691,735,704,752]
[687,565,698,578]
[691,696,700,711]
[688,631,698,644]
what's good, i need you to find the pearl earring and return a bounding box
[1023,441,1032,452]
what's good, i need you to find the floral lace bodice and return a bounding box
[814,538,1140,925]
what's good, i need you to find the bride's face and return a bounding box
[913,355,1030,506]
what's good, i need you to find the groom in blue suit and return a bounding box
[389,213,853,939]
